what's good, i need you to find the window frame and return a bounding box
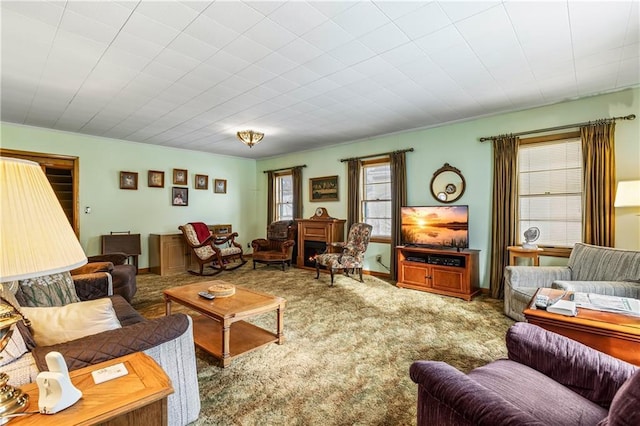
[518,130,581,257]
[273,170,293,221]
[360,158,392,244]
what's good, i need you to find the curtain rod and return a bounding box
[262,164,306,174]
[340,148,414,163]
[479,114,636,142]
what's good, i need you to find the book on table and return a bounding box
[546,299,578,317]
[572,293,640,317]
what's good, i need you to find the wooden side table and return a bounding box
[13,352,173,425]
[507,246,544,266]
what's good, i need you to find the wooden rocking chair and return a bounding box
[179,222,247,276]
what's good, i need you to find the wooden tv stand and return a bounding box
[396,246,480,301]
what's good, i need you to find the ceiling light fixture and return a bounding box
[236,130,264,148]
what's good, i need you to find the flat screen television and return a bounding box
[400,205,469,249]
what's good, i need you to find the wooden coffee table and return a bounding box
[524,288,640,365]
[163,281,286,367]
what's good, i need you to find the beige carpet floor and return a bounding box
[133,263,514,425]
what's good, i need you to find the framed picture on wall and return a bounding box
[195,174,208,190]
[173,168,187,185]
[214,179,227,194]
[148,170,164,188]
[172,187,188,206]
[120,171,138,190]
[310,175,338,202]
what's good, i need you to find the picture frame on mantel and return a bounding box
[120,171,138,190]
[310,175,338,202]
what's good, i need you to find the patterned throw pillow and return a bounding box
[17,272,80,307]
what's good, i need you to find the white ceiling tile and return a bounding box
[144,60,187,82]
[358,23,410,55]
[110,32,165,60]
[60,10,121,44]
[372,1,425,20]
[275,38,324,64]
[310,2,356,19]
[237,65,278,86]
[268,2,328,36]
[2,0,64,27]
[569,1,631,57]
[65,1,133,29]
[438,1,501,22]
[204,50,251,75]
[243,18,297,51]
[135,1,199,31]
[329,40,376,67]
[154,49,201,75]
[180,1,212,14]
[244,1,284,16]
[332,1,389,38]
[413,26,466,56]
[380,42,429,66]
[300,20,355,53]
[394,3,452,40]
[202,1,266,33]
[101,47,151,73]
[506,1,570,45]
[622,43,640,60]
[122,11,180,47]
[302,54,345,77]
[255,52,300,76]
[168,32,219,62]
[183,15,242,49]
[222,35,273,63]
[325,68,366,87]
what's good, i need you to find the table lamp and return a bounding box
[614,180,640,208]
[0,157,88,421]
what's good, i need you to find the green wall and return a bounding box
[256,88,640,288]
[0,124,258,268]
[1,88,638,287]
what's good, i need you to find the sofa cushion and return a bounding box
[15,271,80,307]
[568,243,640,282]
[598,369,640,426]
[469,360,608,425]
[21,298,121,346]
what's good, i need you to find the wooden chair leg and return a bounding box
[315,260,321,279]
[330,269,335,286]
[253,260,256,269]
[358,268,363,282]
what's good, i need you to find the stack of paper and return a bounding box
[547,299,578,317]
[572,293,640,317]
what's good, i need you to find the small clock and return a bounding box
[311,207,330,219]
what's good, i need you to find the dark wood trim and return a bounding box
[519,131,580,145]
[1,148,80,236]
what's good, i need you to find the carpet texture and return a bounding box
[133,263,514,425]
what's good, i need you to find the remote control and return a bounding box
[198,291,215,300]
[534,294,549,309]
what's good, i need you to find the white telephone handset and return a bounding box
[36,351,82,414]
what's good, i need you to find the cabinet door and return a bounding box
[162,235,189,275]
[431,267,464,293]
[401,264,430,287]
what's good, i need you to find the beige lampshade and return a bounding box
[0,157,87,281]
[614,180,640,207]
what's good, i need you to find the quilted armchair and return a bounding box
[179,222,246,276]
[315,222,372,286]
[251,220,297,271]
[410,322,639,426]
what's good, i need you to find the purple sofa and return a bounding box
[410,323,639,425]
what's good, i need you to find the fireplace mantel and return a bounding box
[295,217,346,270]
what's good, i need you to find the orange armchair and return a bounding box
[251,220,297,271]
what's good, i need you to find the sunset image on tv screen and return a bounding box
[401,206,468,248]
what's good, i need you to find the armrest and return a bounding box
[72,272,113,300]
[71,261,113,275]
[32,313,190,372]
[504,266,571,290]
[87,253,128,265]
[506,322,637,408]
[553,280,640,297]
[410,361,544,425]
[251,239,269,251]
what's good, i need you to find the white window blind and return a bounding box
[518,137,582,247]
[274,173,293,221]
[361,162,391,238]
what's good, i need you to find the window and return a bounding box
[361,159,391,240]
[518,135,582,247]
[274,171,293,221]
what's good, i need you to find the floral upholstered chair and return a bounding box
[315,222,373,286]
[179,222,246,276]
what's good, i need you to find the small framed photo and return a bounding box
[195,174,208,190]
[310,175,338,202]
[172,187,188,206]
[173,168,187,185]
[120,171,138,190]
[214,179,227,194]
[148,170,164,188]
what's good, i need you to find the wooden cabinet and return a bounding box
[396,246,480,301]
[295,218,346,270]
[149,233,196,276]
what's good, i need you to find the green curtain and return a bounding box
[390,152,407,281]
[266,171,274,225]
[292,166,303,220]
[489,136,519,299]
[581,122,616,247]
[346,159,361,229]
